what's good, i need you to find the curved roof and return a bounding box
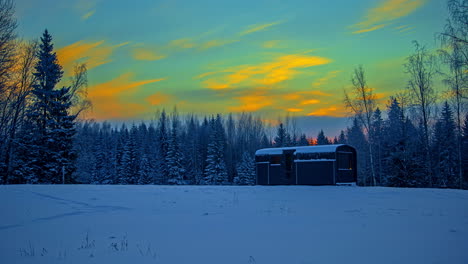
[255,144,348,156]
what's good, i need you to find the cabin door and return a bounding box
[283,150,295,184]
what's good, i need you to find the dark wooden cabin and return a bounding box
[255,144,357,185]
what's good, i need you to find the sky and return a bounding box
[15,0,448,135]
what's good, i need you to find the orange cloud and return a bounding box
[263,40,280,49]
[239,21,283,36]
[147,92,171,105]
[313,70,341,87]
[199,54,331,89]
[229,89,272,112]
[57,40,129,75]
[300,99,320,105]
[198,39,239,50]
[167,38,196,50]
[307,106,347,117]
[87,73,165,119]
[131,47,166,61]
[352,0,426,34]
[287,108,303,112]
[82,10,95,20]
[352,24,386,34]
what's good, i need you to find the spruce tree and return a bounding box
[338,130,346,144]
[433,102,457,188]
[316,129,329,145]
[347,118,368,185]
[138,154,153,185]
[298,134,309,146]
[166,112,185,184]
[157,110,169,183]
[233,152,256,185]
[203,115,228,185]
[274,123,287,147]
[16,30,76,183]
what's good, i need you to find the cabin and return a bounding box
[255,144,357,185]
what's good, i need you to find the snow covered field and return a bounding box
[1,185,467,264]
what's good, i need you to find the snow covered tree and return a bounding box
[166,111,185,184]
[405,41,437,187]
[344,65,377,186]
[118,136,137,184]
[184,115,201,184]
[462,113,468,188]
[233,152,256,185]
[203,115,228,185]
[347,118,368,186]
[433,102,457,188]
[15,30,77,184]
[138,154,152,185]
[371,108,383,185]
[156,110,169,184]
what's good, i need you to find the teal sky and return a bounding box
[15,0,448,130]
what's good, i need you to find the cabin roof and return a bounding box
[255,144,347,156]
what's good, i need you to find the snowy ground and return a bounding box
[1,185,467,264]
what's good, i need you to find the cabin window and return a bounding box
[337,152,352,170]
[270,155,281,164]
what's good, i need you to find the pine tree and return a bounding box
[462,113,468,189]
[15,30,76,183]
[203,115,229,185]
[166,112,185,185]
[316,129,329,145]
[382,98,421,187]
[433,102,457,188]
[338,130,346,144]
[372,108,383,185]
[274,123,287,147]
[184,116,201,184]
[347,118,368,185]
[261,134,271,148]
[138,154,152,185]
[233,152,256,185]
[332,137,338,144]
[156,110,169,184]
[298,134,309,146]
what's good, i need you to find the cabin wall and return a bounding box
[295,160,335,185]
[255,145,358,185]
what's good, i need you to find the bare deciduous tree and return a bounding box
[0,0,16,88]
[439,0,467,189]
[405,41,438,187]
[344,65,377,186]
[1,40,38,183]
[69,63,91,118]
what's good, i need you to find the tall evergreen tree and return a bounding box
[233,152,256,185]
[16,30,76,183]
[298,134,309,146]
[338,130,346,144]
[203,115,228,185]
[462,113,468,188]
[372,108,383,185]
[274,123,287,147]
[316,130,330,145]
[166,111,185,184]
[433,102,457,188]
[156,110,169,184]
[347,118,368,185]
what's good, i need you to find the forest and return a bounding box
[0,0,466,189]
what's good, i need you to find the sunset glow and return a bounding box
[15,0,446,121]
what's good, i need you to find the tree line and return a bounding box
[0,0,466,188]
